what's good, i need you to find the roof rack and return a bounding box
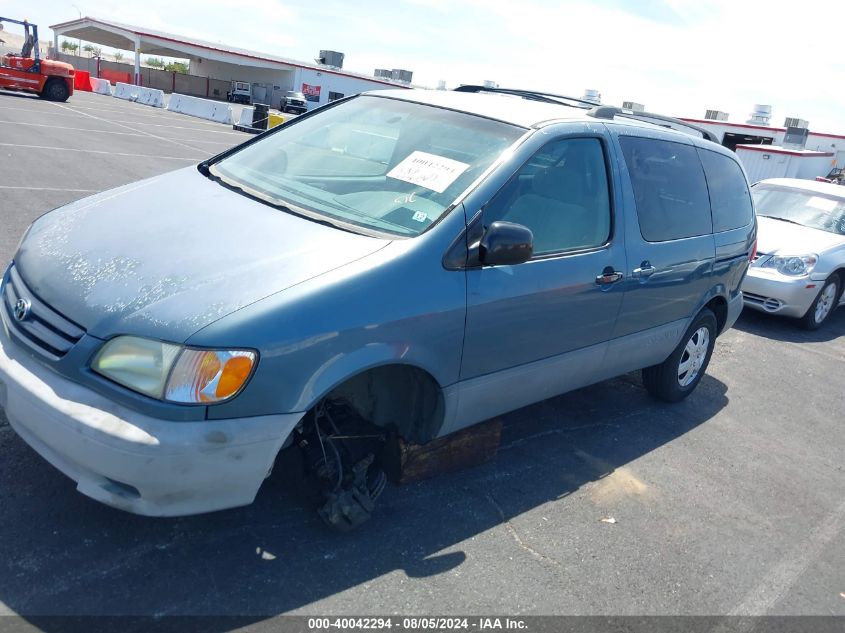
[454,86,719,143]
[453,85,595,110]
[586,106,720,143]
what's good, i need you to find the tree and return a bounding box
[164,61,188,74]
[61,40,79,54]
[81,44,101,57]
[145,57,165,69]
[113,51,124,62]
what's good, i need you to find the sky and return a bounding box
[5,0,845,133]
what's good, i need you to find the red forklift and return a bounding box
[0,16,75,101]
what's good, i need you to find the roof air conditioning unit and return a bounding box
[784,117,808,129]
[316,50,344,68]
[782,126,809,150]
[582,89,601,104]
[622,101,645,112]
[747,104,771,126]
[705,110,729,121]
[391,69,413,84]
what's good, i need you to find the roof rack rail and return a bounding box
[587,106,719,143]
[453,85,595,109]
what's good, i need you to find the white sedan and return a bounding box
[742,178,845,329]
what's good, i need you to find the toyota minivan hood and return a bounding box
[756,215,845,255]
[14,167,388,341]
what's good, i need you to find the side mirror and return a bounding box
[479,221,534,266]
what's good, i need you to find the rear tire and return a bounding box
[41,78,70,102]
[799,275,840,330]
[642,308,717,403]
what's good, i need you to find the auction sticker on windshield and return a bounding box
[387,151,470,193]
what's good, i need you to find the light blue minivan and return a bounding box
[0,87,756,528]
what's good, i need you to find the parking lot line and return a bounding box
[0,185,100,192]
[116,120,246,136]
[0,120,147,137]
[61,101,234,127]
[0,104,88,118]
[50,102,215,155]
[0,104,244,137]
[727,497,845,619]
[0,142,203,161]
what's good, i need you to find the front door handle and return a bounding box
[596,267,624,285]
[632,261,657,279]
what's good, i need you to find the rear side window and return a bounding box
[698,149,753,231]
[619,136,712,241]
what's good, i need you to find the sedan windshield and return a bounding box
[753,184,845,237]
[211,95,525,236]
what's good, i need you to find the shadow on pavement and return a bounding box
[733,307,845,343]
[0,372,729,626]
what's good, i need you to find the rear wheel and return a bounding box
[642,308,717,403]
[41,78,70,102]
[799,275,840,330]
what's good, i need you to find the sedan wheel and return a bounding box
[800,276,840,330]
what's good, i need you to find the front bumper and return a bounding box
[0,324,303,517]
[741,269,820,318]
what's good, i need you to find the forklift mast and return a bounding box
[0,17,40,63]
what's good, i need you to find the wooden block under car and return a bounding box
[385,418,503,485]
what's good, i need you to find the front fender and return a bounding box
[291,343,446,412]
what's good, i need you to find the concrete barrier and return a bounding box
[167,93,233,124]
[136,86,165,108]
[113,82,138,101]
[237,107,254,127]
[90,77,113,96]
[112,82,164,108]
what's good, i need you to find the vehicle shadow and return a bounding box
[732,307,845,343]
[0,89,39,101]
[0,372,729,624]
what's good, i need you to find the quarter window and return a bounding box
[483,138,612,255]
[698,149,753,232]
[619,137,712,242]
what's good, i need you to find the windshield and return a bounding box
[211,95,525,237]
[287,91,304,99]
[752,184,845,237]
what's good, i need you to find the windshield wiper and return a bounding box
[757,215,805,226]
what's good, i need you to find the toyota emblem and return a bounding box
[13,298,31,322]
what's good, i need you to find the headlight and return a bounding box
[92,336,256,404]
[761,254,818,276]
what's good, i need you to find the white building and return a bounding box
[679,112,844,179]
[49,16,413,110]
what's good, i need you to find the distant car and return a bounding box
[742,178,845,329]
[0,88,755,528]
[226,81,251,104]
[280,90,307,114]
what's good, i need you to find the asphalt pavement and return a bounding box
[0,89,843,625]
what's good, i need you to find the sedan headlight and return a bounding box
[761,254,818,276]
[92,336,256,404]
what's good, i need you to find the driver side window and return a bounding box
[483,137,612,256]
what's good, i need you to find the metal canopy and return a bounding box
[48,16,408,88]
